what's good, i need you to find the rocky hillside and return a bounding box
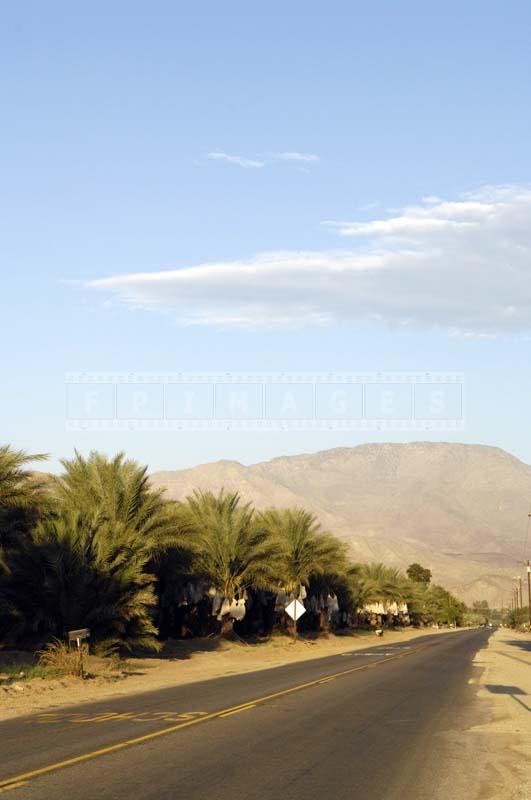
[150,443,531,606]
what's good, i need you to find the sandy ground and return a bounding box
[468,628,531,799]
[0,626,456,721]
[430,627,531,800]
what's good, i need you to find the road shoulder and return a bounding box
[469,629,531,799]
[425,628,530,800]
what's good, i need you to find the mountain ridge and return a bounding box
[150,442,531,606]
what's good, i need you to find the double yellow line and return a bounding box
[0,639,439,792]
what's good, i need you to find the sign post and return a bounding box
[284,599,306,642]
[68,628,90,678]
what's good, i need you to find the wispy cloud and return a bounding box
[204,151,319,169]
[206,152,266,169]
[86,186,531,335]
[271,152,320,163]
[325,198,496,238]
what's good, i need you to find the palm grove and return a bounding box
[0,445,467,653]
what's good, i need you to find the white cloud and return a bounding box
[204,151,319,169]
[87,186,531,334]
[206,152,266,169]
[325,198,497,238]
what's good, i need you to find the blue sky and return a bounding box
[2,1,531,472]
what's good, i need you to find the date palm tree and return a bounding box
[2,451,187,649]
[54,451,182,557]
[0,444,48,572]
[178,489,282,636]
[358,562,411,602]
[357,562,414,626]
[2,509,160,649]
[259,508,348,593]
[258,508,349,634]
[0,444,48,508]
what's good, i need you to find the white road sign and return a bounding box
[285,599,306,621]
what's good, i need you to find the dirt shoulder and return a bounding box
[468,628,531,800]
[1,626,458,722]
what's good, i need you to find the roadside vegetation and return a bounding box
[506,606,530,630]
[1,445,471,669]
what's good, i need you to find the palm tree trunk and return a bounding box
[320,609,331,635]
[220,615,234,638]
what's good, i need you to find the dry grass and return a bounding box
[37,639,88,678]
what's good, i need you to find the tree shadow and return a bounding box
[484,683,530,711]
[504,639,531,653]
[140,636,224,662]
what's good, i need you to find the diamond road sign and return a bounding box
[285,599,306,621]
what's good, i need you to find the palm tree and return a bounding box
[178,490,281,636]
[0,445,48,572]
[54,451,182,557]
[258,508,349,634]
[2,508,160,649]
[358,563,410,601]
[357,562,413,626]
[2,451,188,650]
[316,562,363,627]
[0,445,48,508]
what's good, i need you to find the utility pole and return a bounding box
[527,561,531,628]
[513,578,521,610]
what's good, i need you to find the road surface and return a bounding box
[1,629,493,799]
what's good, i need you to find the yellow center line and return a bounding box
[0,783,28,794]
[219,704,257,718]
[0,639,443,791]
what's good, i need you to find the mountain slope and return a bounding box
[150,443,531,606]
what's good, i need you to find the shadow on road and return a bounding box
[484,683,530,711]
[503,638,531,653]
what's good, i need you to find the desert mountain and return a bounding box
[150,443,531,607]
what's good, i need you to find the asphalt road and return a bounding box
[1,629,492,799]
